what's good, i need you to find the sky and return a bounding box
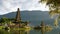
[0,0,49,15]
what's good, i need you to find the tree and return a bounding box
[39,0,60,19]
[0,17,11,24]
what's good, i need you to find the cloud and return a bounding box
[0,0,49,15]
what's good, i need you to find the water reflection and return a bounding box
[0,28,30,34]
[34,21,53,34]
[19,30,30,34]
[10,29,30,34]
[0,26,59,34]
[0,28,59,34]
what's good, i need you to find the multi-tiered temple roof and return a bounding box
[15,8,21,23]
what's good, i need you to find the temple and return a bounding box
[15,8,21,22]
[14,8,21,23]
[13,8,30,28]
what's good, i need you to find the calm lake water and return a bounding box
[0,11,60,34]
[0,28,60,34]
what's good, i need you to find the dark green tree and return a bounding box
[0,17,11,24]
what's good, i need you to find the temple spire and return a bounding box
[15,8,21,22]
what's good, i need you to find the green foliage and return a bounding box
[39,0,60,19]
[39,0,60,11]
[40,0,60,6]
[0,17,11,24]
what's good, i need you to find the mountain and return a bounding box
[0,11,54,26]
[0,11,44,19]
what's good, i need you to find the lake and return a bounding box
[0,11,60,34]
[0,27,60,34]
